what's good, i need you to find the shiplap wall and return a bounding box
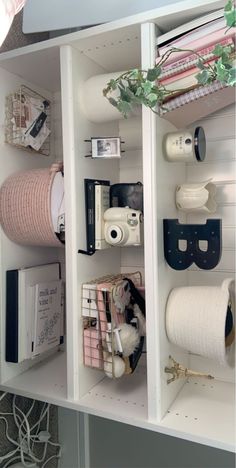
[119,118,145,280]
[187,103,235,382]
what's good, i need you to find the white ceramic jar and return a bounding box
[163,126,206,162]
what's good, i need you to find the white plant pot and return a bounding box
[81,71,140,123]
[81,71,124,123]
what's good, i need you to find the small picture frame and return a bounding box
[91,137,121,158]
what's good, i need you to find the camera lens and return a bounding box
[111,229,118,239]
[105,225,124,245]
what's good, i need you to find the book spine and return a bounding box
[159,37,234,78]
[158,17,225,53]
[161,80,225,113]
[6,270,19,362]
[161,71,200,93]
[85,180,96,253]
[95,184,110,250]
[161,66,201,87]
[85,179,110,253]
[158,27,236,65]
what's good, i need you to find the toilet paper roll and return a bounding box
[166,278,235,367]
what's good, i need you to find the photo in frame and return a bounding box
[91,137,121,158]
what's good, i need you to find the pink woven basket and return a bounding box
[0,162,64,247]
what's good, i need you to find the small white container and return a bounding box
[163,126,206,162]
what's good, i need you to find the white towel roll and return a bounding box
[166,278,235,367]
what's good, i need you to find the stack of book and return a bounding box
[157,12,236,123]
[6,263,65,363]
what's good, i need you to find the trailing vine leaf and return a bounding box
[224,0,236,28]
[108,97,118,108]
[197,59,206,70]
[215,59,230,82]
[142,81,153,94]
[146,67,162,81]
[103,0,236,117]
[196,69,211,85]
[109,79,118,90]
[228,67,236,85]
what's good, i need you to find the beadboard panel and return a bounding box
[119,119,144,280]
[186,103,235,384]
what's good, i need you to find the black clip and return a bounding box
[78,249,96,256]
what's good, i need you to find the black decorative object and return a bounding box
[110,182,143,212]
[163,219,222,270]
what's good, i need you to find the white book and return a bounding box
[95,184,110,250]
[31,279,62,357]
[157,9,224,47]
[18,263,60,362]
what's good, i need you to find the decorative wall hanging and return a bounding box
[84,137,124,159]
[163,219,222,270]
[176,179,217,213]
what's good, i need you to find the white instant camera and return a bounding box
[104,207,143,247]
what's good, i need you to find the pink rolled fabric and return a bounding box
[0,0,27,47]
[0,162,63,247]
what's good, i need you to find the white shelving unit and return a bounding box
[0,0,235,454]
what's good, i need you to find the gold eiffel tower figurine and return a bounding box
[165,355,214,384]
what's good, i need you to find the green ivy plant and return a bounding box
[103,0,236,117]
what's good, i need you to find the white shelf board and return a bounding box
[0,352,67,404]
[161,378,235,452]
[1,357,234,452]
[78,375,235,453]
[79,366,148,423]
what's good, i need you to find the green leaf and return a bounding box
[196,69,210,85]
[215,60,230,82]
[224,0,232,12]
[141,81,153,94]
[147,92,158,103]
[224,0,236,28]
[227,67,236,85]
[109,79,117,90]
[108,97,118,108]
[225,9,236,27]
[136,87,143,96]
[197,60,206,70]
[129,69,139,79]
[213,44,224,56]
[117,100,132,116]
[119,86,131,102]
[147,67,162,81]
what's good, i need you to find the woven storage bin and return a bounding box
[0,162,64,247]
